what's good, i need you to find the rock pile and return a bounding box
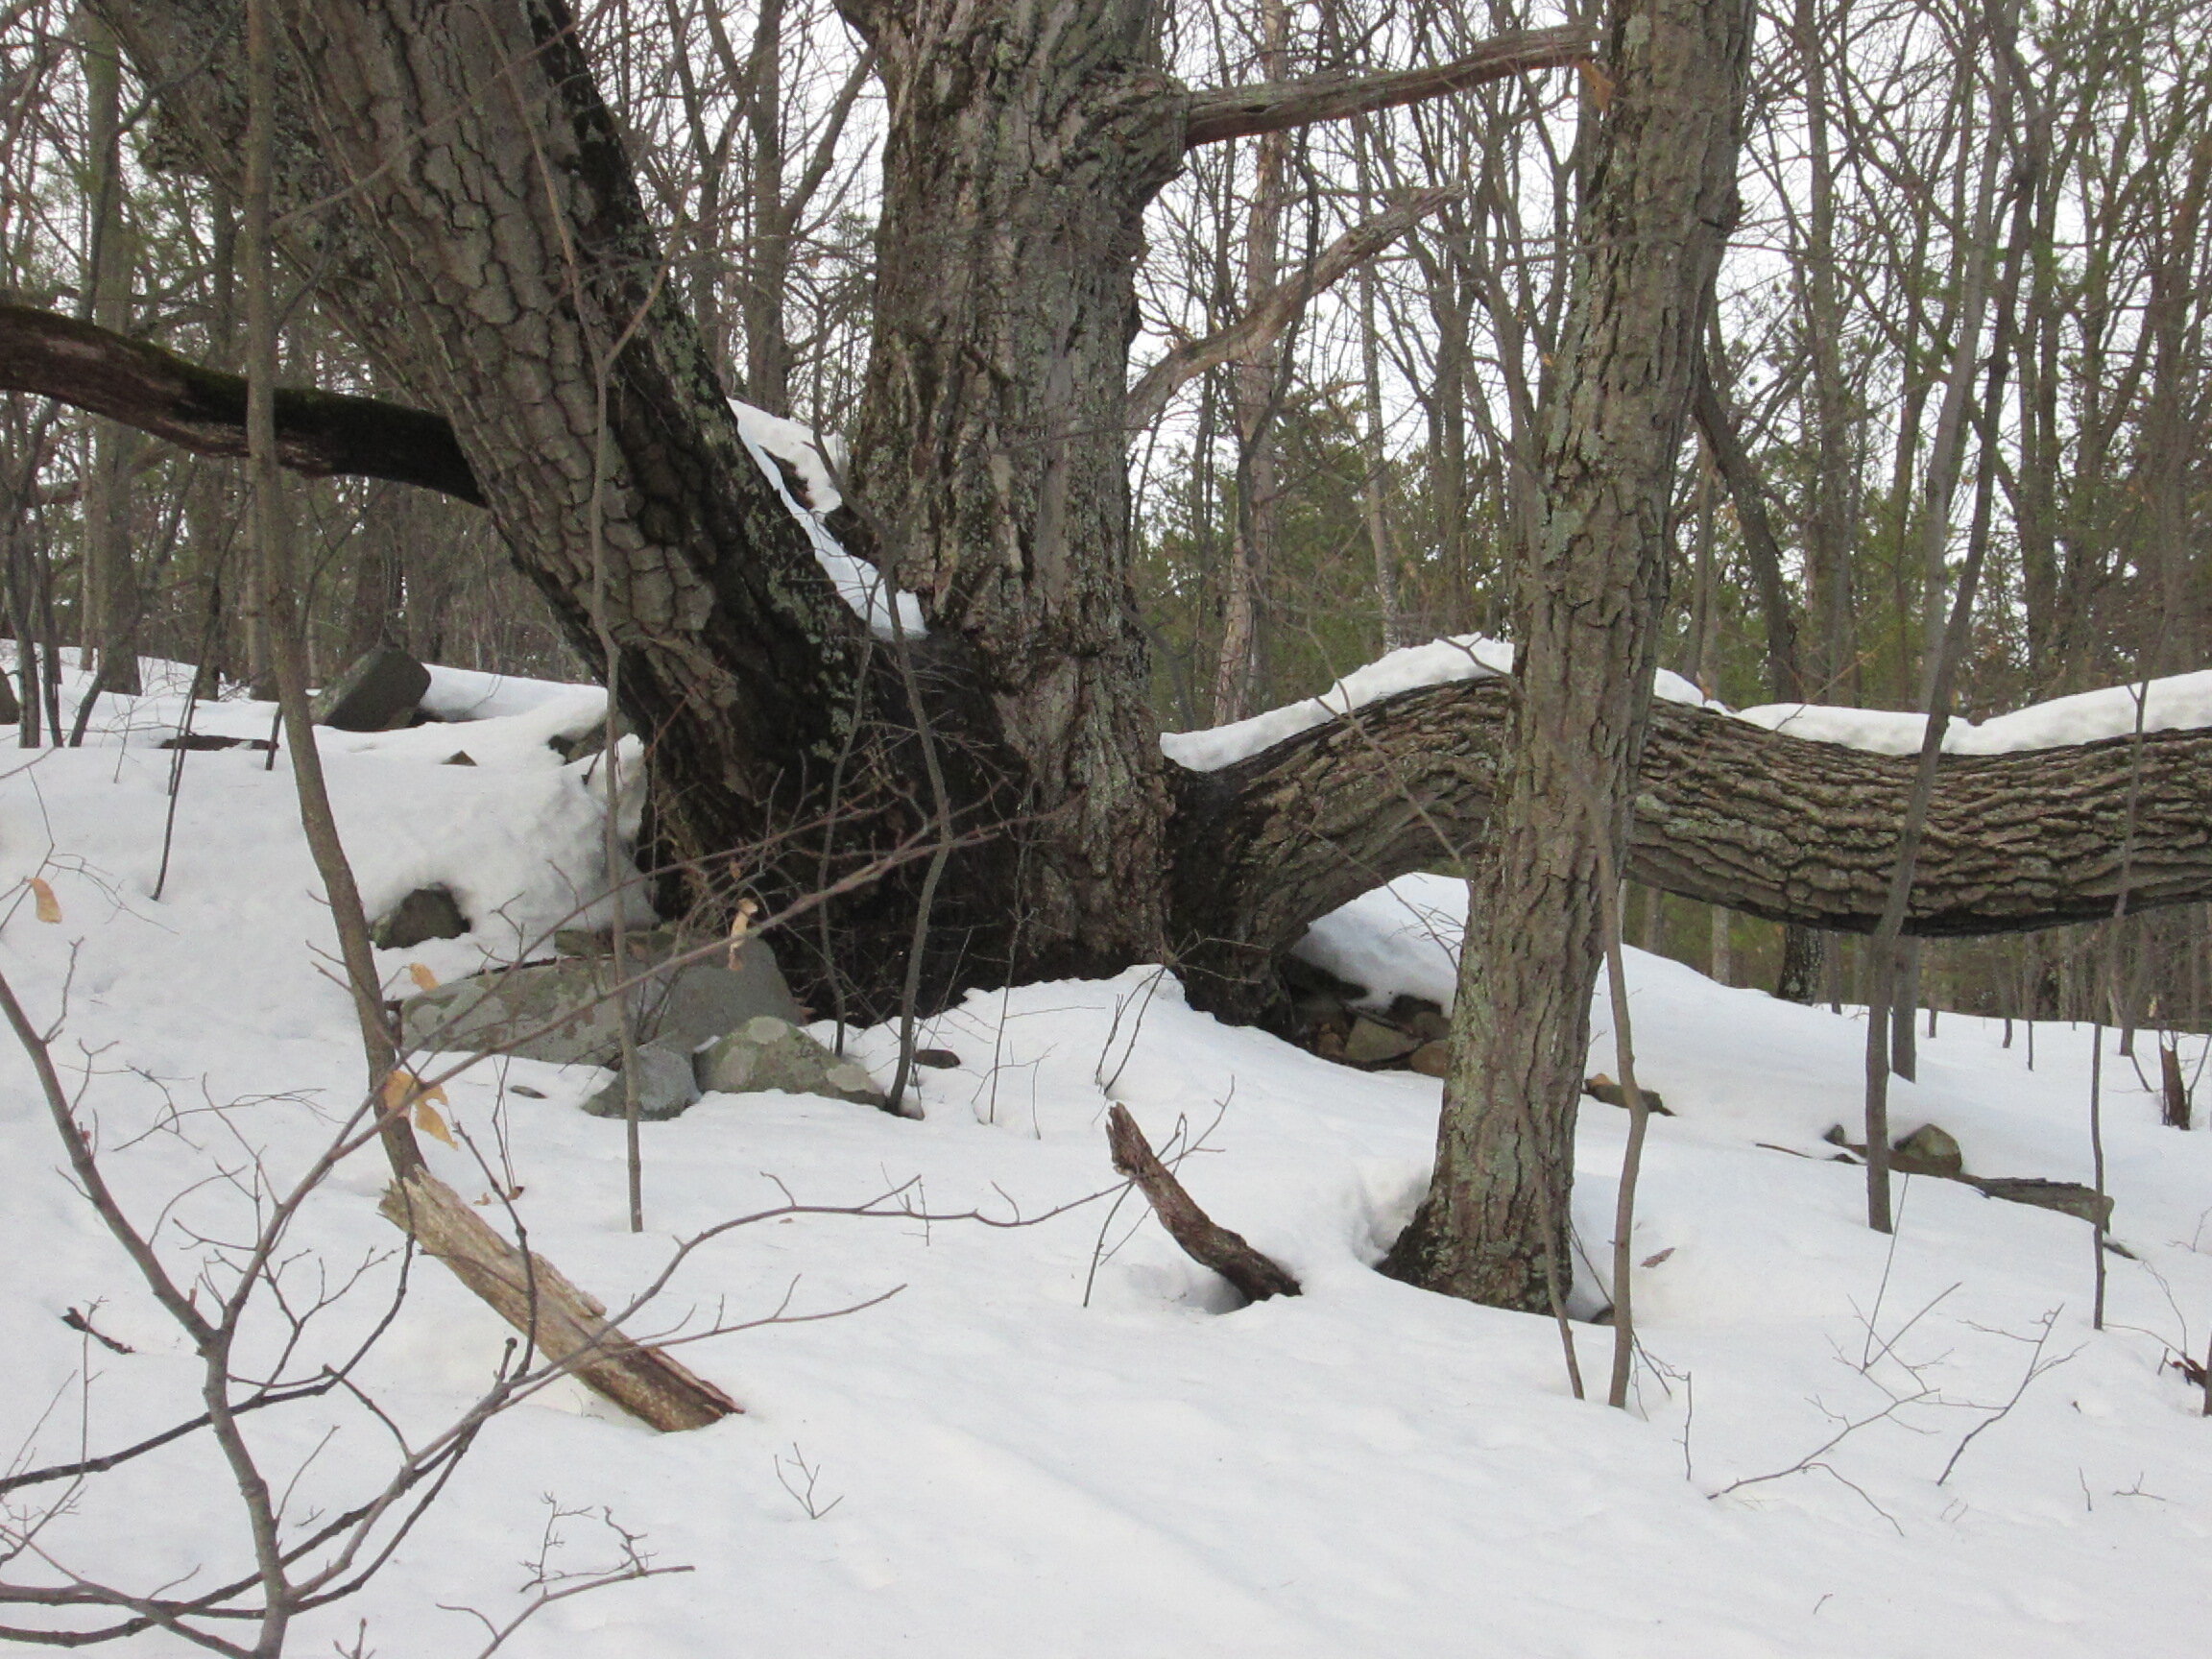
[399,929,888,1118]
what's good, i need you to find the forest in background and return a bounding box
[0,0,2204,1033]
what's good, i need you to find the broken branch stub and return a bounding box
[1105,1105,1300,1302]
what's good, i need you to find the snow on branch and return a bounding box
[1164,634,2212,772]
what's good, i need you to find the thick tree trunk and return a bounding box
[96,0,968,1008]
[1382,0,1751,1311]
[836,0,1187,973]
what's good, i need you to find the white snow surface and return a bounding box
[1164,638,2212,771]
[418,663,603,724]
[6,658,2212,1656]
[731,398,927,639]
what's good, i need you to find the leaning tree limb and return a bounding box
[1180,24,1596,147]
[1169,675,2212,1016]
[380,1170,740,1430]
[0,302,483,503]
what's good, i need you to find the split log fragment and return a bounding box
[380,1167,740,1431]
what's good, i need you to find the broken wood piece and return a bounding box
[379,1167,740,1431]
[1812,1127,2112,1226]
[1104,1104,1299,1302]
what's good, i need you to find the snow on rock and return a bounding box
[1162,636,1720,772]
[1740,667,2212,755]
[418,663,602,724]
[731,397,927,639]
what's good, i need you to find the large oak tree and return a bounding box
[7,0,2211,1314]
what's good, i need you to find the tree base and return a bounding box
[1376,1197,1556,1315]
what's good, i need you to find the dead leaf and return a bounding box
[727,896,760,967]
[28,877,59,924]
[382,1070,449,1111]
[1577,59,1615,110]
[415,1100,458,1147]
[1640,1247,1675,1269]
[408,963,439,992]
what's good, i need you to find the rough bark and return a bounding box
[98,0,876,813]
[1169,677,2212,1015]
[1382,0,1752,1311]
[837,0,1188,971]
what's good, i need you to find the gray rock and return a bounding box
[1387,995,1451,1044]
[373,885,469,950]
[399,933,805,1067]
[695,1017,887,1109]
[582,1038,700,1121]
[555,928,806,1021]
[1891,1122,1964,1177]
[1344,1016,1421,1066]
[312,646,431,732]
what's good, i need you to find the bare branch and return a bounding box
[1181,26,1594,150]
[1126,190,1455,432]
[0,302,483,506]
[1104,1105,1299,1302]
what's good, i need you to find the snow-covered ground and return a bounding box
[5,658,2211,1657]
